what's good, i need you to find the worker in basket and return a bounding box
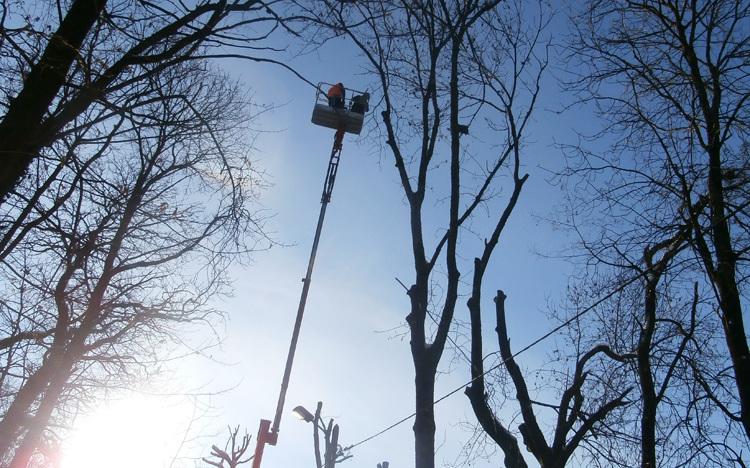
[350,92,370,114]
[327,82,346,109]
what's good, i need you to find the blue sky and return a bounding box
[61,12,585,468]
[185,25,581,468]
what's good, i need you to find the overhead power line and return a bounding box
[344,269,644,451]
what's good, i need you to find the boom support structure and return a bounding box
[252,123,347,468]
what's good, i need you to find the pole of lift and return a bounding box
[252,123,346,468]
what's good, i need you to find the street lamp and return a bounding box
[292,405,315,423]
[294,402,352,468]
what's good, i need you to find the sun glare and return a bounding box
[61,394,196,468]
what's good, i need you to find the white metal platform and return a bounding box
[311,104,365,135]
[310,82,370,135]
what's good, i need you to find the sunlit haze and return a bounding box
[61,395,197,468]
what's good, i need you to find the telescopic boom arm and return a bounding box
[251,122,346,468]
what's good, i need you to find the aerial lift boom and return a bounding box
[251,83,369,468]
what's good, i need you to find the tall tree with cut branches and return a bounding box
[299,1,547,467]
[561,0,750,446]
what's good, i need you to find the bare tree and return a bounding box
[0,60,270,468]
[203,426,253,468]
[561,0,750,441]
[543,240,746,467]
[297,1,548,467]
[0,0,294,202]
[465,281,635,468]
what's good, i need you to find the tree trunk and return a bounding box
[0,356,63,457]
[465,262,528,468]
[413,361,436,468]
[706,150,750,438]
[0,0,108,199]
[638,273,658,468]
[710,223,750,439]
[9,359,73,468]
[681,23,750,438]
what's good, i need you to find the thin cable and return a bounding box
[345,269,644,451]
